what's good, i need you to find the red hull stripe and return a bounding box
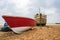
[2,16,36,28]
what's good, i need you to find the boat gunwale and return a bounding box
[2,15,36,22]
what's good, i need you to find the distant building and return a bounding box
[55,23,60,24]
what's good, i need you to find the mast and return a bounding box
[39,8,40,14]
[39,8,41,25]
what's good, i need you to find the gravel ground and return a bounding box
[0,25,60,40]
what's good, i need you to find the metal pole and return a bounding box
[39,8,40,14]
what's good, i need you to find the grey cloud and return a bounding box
[0,0,60,24]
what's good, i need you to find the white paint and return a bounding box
[11,27,32,34]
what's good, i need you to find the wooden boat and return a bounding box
[2,16,36,33]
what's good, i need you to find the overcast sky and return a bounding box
[0,0,60,25]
